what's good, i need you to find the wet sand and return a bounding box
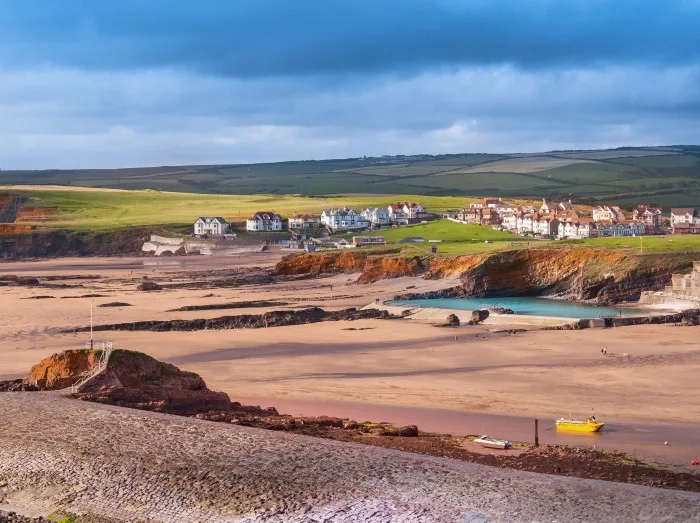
[235,396,700,471]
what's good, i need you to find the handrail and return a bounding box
[70,342,113,393]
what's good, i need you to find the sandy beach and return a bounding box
[1,254,699,474]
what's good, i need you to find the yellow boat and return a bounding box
[555,416,604,433]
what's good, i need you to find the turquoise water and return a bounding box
[389,297,645,319]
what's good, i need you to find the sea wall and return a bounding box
[142,235,266,256]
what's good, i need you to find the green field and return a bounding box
[2,146,700,205]
[5,186,700,255]
[559,235,700,253]
[355,220,700,256]
[5,187,467,231]
[350,220,539,255]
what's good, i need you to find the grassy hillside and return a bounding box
[1,187,466,230]
[4,185,700,256]
[2,146,700,206]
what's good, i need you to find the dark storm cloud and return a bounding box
[1,0,699,77]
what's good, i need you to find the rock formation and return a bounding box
[27,349,101,390]
[445,314,460,326]
[468,310,490,324]
[0,227,154,259]
[64,307,398,333]
[137,279,162,291]
[0,379,39,392]
[75,349,231,411]
[278,248,698,304]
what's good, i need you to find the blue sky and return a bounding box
[1,0,699,169]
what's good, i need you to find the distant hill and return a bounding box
[3,145,700,206]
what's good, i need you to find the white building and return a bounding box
[536,217,560,236]
[194,217,230,236]
[592,205,625,222]
[402,202,426,219]
[633,205,663,227]
[516,214,537,234]
[361,207,391,225]
[558,220,595,239]
[670,208,699,225]
[501,213,519,231]
[288,213,322,230]
[246,212,284,232]
[388,204,409,225]
[321,208,367,229]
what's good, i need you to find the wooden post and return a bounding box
[534,419,539,447]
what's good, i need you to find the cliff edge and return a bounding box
[276,248,697,303]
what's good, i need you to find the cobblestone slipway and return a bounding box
[1,393,699,523]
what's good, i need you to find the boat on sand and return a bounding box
[555,416,604,433]
[474,435,511,449]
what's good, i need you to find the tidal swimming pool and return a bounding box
[388,296,646,319]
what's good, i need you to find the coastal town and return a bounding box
[192,198,700,243]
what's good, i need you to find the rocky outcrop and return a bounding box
[0,379,39,392]
[27,350,101,390]
[137,279,162,291]
[356,256,425,284]
[65,307,399,333]
[98,302,132,307]
[548,309,700,330]
[468,310,490,324]
[445,314,460,326]
[451,249,697,303]
[280,248,698,304]
[276,251,420,284]
[167,300,288,312]
[75,349,230,411]
[0,227,155,259]
[276,251,368,276]
[0,276,40,286]
[489,307,515,314]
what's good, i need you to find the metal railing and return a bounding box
[70,342,113,393]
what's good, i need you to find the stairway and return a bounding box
[71,342,113,393]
